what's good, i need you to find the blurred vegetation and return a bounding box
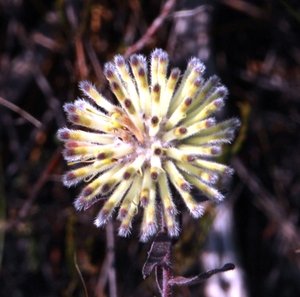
[0,0,300,296]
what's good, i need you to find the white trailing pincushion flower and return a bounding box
[57,49,239,242]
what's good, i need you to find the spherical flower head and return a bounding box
[57,49,240,242]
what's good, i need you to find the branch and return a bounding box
[0,96,42,128]
[124,0,177,57]
[5,150,61,230]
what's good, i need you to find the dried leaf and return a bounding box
[168,263,235,286]
[142,231,172,279]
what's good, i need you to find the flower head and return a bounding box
[57,49,239,241]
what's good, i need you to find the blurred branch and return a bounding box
[232,157,300,251]
[32,66,65,126]
[75,36,89,80]
[5,150,61,231]
[106,222,117,297]
[124,0,177,57]
[0,96,42,128]
[96,222,117,297]
[85,40,105,83]
[74,252,89,297]
[32,32,63,52]
[220,0,266,19]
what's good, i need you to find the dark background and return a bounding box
[0,0,300,296]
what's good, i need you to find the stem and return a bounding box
[160,207,173,297]
[162,245,173,297]
[106,221,118,297]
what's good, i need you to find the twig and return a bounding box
[0,96,42,128]
[5,150,61,231]
[85,40,105,83]
[19,150,61,219]
[172,5,211,18]
[75,35,89,79]
[32,66,65,126]
[31,32,62,52]
[95,224,119,297]
[95,256,109,297]
[74,252,89,297]
[124,0,177,57]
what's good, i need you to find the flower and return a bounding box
[57,49,239,242]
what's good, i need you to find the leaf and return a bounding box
[142,231,172,279]
[168,263,235,286]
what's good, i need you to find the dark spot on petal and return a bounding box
[184,98,192,106]
[69,114,79,122]
[167,206,176,216]
[151,116,159,125]
[214,99,223,107]
[153,84,160,93]
[101,209,110,219]
[105,69,114,78]
[151,172,158,180]
[217,88,227,97]
[171,68,180,79]
[104,64,115,78]
[97,153,106,160]
[65,104,76,113]
[66,141,78,148]
[180,183,189,192]
[211,147,220,155]
[154,148,161,155]
[115,55,125,66]
[83,187,93,196]
[59,131,69,140]
[66,172,76,181]
[119,208,128,219]
[124,99,131,108]
[206,119,215,127]
[138,68,145,76]
[65,149,75,156]
[187,155,195,162]
[102,183,111,193]
[194,79,202,87]
[131,55,139,66]
[152,49,160,59]
[179,127,187,134]
[111,82,120,91]
[159,52,168,62]
[123,172,131,179]
[141,196,149,207]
